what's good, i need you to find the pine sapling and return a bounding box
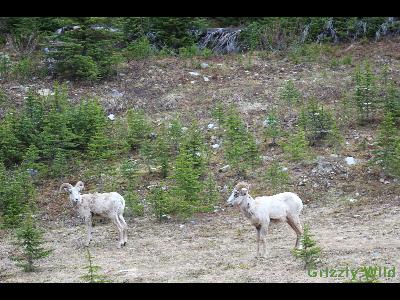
[81,248,111,283]
[12,206,52,272]
[292,224,321,270]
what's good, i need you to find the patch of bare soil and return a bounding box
[1,198,399,283]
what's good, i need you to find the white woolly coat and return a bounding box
[238,192,303,226]
[75,192,125,218]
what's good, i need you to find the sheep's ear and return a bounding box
[75,181,85,191]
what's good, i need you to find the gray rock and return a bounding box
[200,62,209,69]
[211,144,220,149]
[111,89,124,98]
[203,76,210,82]
[189,71,200,76]
[37,88,54,96]
[108,114,115,120]
[345,157,356,165]
[219,165,230,173]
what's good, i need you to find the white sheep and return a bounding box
[226,181,303,257]
[60,181,128,248]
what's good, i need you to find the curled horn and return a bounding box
[60,183,73,193]
[75,181,85,191]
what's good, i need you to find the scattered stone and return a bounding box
[281,167,288,172]
[200,62,209,69]
[181,127,188,132]
[344,157,356,165]
[37,88,54,96]
[211,144,220,149]
[179,224,185,229]
[190,81,196,84]
[207,123,215,130]
[219,165,230,173]
[203,76,210,82]
[111,89,124,98]
[108,114,115,121]
[379,178,390,184]
[189,71,200,76]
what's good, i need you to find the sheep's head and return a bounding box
[227,181,250,207]
[60,181,85,206]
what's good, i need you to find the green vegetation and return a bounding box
[298,98,343,147]
[292,224,322,270]
[264,161,290,194]
[12,206,52,272]
[81,248,111,283]
[263,111,282,145]
[353,61,378,124]
[281,129,311,162]
[372,113,400,177]
[223,106,261,175]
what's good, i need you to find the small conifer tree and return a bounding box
[81,248,111,283]
[292,224,321,270]
[263,111,282,145]
[12,206,52,272]
[281,129,311,162]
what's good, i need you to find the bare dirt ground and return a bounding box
[1,40,400,283]
[1,196,399,283]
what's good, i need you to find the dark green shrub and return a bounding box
[87,130,114,162]
[354,62,378,124]
[292,224,322,270]
[149,17,206,50]
[281,129,311,162]
[298,99,343,147]
[12,56,38,81]
[224,105,261,175]
[148,184,178,221]
[179,122,206,174]
[372,112,400,177]
[126,109,152,151]
[69,99,107,152]
[0,164,36,228]
[263,111,282,145]
[0,52,12,79]
[167,117,183,155]
[125,36,154,61]
[0,113,23,167]
[212,102,226,125]
[172,149,203,203]
[12,206,52,272]
[48,25,123,80]
[383,81,400,120]
[279,80,302,114]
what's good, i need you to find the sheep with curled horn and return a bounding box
[60,181,128,248]
[227,181,304,257]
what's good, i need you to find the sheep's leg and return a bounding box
[84,215,92,247]
[118,214,128,245]
[111,216,124,248]
[259,224,269,258]
[255,225,261,257]
[287,216,303,249]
